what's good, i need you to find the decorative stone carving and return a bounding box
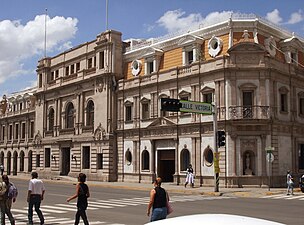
[0,95,7,114]
[244,153,253,175]
[94,123,106,141]
[33,131,42,147]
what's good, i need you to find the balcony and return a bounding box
[228,106,270,120]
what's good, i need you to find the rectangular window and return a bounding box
[281,93,288,112]
[1,126,4,141]
[36,154,40,167]
[51,71,55,81]
[100,51,105,69]
[88,58,93,68]
[82,146,90,169]
[300,98,304,115]
[9,125,13,140]
[76,62,80,72]
[300,144,304,170]
[45,148,51,168]
[148,61,154,74]
[14,123,19,140]
[65,66,69,76]
[203,93,213,103]
[21,123,26,139]
[125,105,132,122]
[39,74,42,88]
[187,50,194,64]
[97,153,103,169]
[55,70,59,78]
[30,121,34,138]
[19,103,22,111]
[70,64,75,74]
[142,103,149,119]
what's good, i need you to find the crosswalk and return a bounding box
[8,195,229,224]
[260,193,304,201]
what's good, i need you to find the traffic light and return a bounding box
[161,98,181,112]
[217,130,226,147]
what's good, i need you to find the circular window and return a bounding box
[204,148,213,167]
[125,149,132,165]
[208,36,223,58]
[131,60,142,76]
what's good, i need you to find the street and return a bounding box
[6,178,303,225]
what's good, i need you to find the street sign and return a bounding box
[265,146,274,154]
[266,153,274,163]
[180,100,212,114]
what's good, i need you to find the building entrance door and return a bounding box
[60,147,70,175]
[157,150,175,182]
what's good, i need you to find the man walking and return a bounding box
[1,175,17,225]
[27,172,45,225]
[286,170,294,195]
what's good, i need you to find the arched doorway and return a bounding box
[13,151,18,175]
[28,151,32,172]
[0,152,4,166]
[19,151,25,172]
[7,152,11,175]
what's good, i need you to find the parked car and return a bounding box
[145,214,285,225]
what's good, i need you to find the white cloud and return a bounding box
[0,15,78,85]
[156,10,232,33]
[265,9,283,24]
[287,10,304,24]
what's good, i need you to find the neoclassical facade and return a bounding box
[1,14,304,187]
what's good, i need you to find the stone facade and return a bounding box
[1,14,304,187]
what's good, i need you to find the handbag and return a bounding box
[166,200,173,215]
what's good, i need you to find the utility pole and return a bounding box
[213,102,219,192]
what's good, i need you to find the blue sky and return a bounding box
[0,0,303,94]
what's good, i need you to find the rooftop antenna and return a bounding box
[44,8,47,58]
[106,0,109,30]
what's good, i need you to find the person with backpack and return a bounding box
[67,173,90,225]
[1,175,16,225]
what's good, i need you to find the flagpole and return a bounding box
[44,8,47,58]
[106,0,108,30]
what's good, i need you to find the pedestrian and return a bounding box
[286,170,294,195]
[0,181,7,225]
[147,177,169,222]
[67,173,90,225]
[0,165,4,176]
[27,172,45,225]
[1,175,17,225]
[184,164,194,188]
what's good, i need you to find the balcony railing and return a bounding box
[228,106,270,120]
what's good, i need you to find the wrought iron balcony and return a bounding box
[228,106,270,120]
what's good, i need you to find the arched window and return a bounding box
[125,149,132,165]
[66,103,74,128]
[0,152,4,166]
[48,108,54,131]
[7,151,11,175]
[13,151,18,175]
[86,100,94,127]
[180,149,190,171]
[142,150,150,170]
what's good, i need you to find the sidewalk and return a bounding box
[12,174,296,198]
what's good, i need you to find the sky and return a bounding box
[0,0,303,95]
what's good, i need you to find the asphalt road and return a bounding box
[7,178,303,225]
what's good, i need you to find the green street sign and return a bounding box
[180,100,213,114]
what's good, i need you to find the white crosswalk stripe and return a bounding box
[7,195,229,224]
[260,194,304,200]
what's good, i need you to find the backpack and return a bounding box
[7,183,18,199]
[0,182,7,196]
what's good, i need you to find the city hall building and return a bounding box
[0,14,304,187]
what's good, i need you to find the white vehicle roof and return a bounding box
[145,214,285,225]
